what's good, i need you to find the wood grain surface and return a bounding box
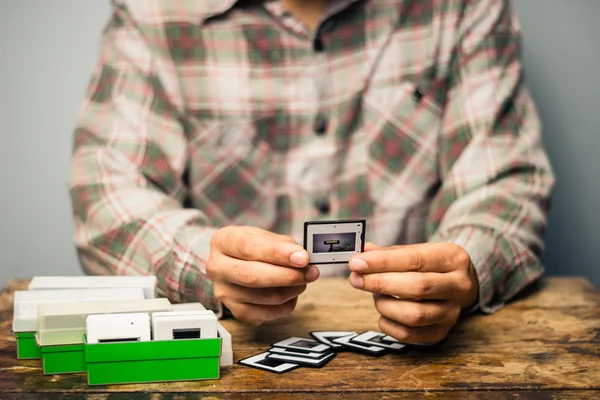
[1,277,599,399]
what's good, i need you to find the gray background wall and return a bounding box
[1,1,599,290]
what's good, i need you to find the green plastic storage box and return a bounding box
[36,298,171,375]
[41,343,86,374]
[84,334,222,385]
[15,332,41,359]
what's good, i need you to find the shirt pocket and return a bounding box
[186,117,277,227]
[361,79,444,212]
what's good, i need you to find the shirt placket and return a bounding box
[262,2,351,276]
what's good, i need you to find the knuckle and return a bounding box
[206,255,224,279]
[230,305,263,326]
[209,230,220,249]
[413,276,432,297]
[212,285,227,301]
[408,250,424,272]
[235,237,253,259]
[205,259,217,277]
[370,277,385,294]
[451,243,471,268]
[373,296,385,313]
[269,245,279,264]
[230,263,258,286]
[378,256,391,273]
[460,275,475,295]
[407,306,429,326]
[242,271,260,287]
[373,295,390,316]
[379,317,410,341]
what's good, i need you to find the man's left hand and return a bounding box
[348,242,479,344]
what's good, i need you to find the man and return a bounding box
[68,0,555,344]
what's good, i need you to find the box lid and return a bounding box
[28,275,157,299]
[12,288,145,333]
[36,298,171,346]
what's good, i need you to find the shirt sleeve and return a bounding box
[427,0,556,313]
[67,3,222,315]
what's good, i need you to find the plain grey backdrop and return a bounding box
[1,1,599,290]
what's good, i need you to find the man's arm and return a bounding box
[347,0,555,344]
[427,0,555,313]
[69,2,316,323]
[68,3,221,310]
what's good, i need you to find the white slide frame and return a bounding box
[303,220,366,264]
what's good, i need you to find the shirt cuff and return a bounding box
[430,225,507,314]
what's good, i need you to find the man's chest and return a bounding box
[153,1,455,240]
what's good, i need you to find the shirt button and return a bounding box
[314,114,328,136]
[314,36,325,52]
[315,198,330,215]
[412,87,424,102]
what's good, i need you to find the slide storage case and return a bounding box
[11,287,145,359]
[36,298,171,374]
[83,332,222,385]
[171,302,233,367]
[28,275,157,299]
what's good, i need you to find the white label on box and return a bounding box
[86,312,151,344]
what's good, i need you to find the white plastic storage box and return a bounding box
[35,298,172,375]
[36,298,172,346]
[12,287,145,359]
[28,275,157,299]
[171,303,233,367]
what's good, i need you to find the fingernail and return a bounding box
[350,258,368,272]
[305,266,319,282]
[349,272,364,288]
[290,250,309,266]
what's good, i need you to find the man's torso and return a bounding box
[117,0,464,258]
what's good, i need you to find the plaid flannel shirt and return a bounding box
[68,0,555,315]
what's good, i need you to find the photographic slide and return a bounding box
[312,233,356,253]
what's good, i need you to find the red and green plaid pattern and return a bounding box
[68,0,555,314]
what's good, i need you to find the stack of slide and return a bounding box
[11,276,233,385]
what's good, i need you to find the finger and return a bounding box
[349,242,470,274]
[226,297,298,326]
[364,242,384,251]
[378,315,452,345]
[373,294,459,327]
[209,252,319,288]
[213,226,309,268]
[349,271,458,300]
[364,242,423,252]
[215,282,307,306]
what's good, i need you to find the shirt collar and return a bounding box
[200,0,365,23]
[201,0,242,22]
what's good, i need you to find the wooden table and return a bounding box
[1,277,599,399]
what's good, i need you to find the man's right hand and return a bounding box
[206,226,319,326]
